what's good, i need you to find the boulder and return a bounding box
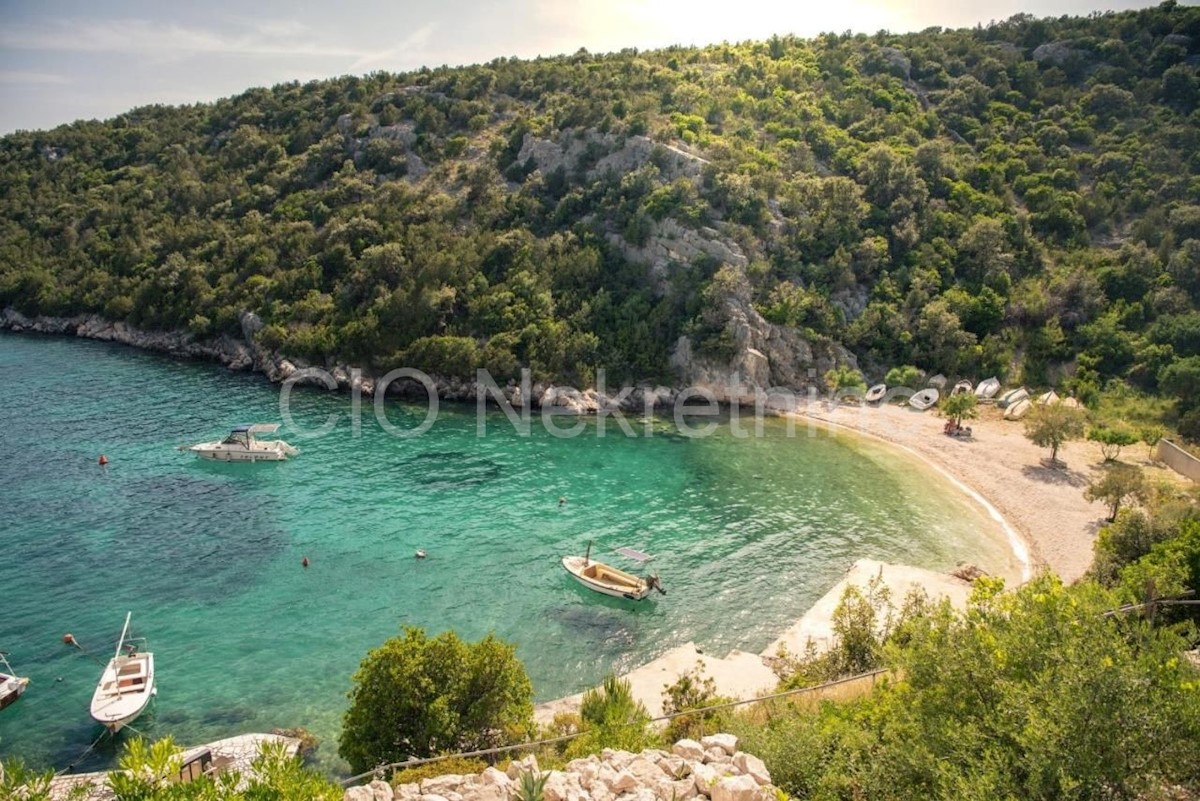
[421,775,466,796]
[506,755,539,780]
[597,765,639,795]
[543,770,588,801]
[691,762,721,797]
[395,785,422,801]
[671,739,706,762]
[711,775,760,801]
[479,767,510,789]
[700,734,738,756]
[731,753,770,786]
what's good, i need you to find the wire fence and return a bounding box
[341,668,888,788]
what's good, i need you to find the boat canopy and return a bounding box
[615,547,653,563]
[231,423,281,434]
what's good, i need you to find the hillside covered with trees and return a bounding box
[1,3,1199,432]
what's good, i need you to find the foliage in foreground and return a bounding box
[733,576,1200,801]
[339,626,533,774]
[0,737,342,801]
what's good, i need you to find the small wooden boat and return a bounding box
[183,424,298,462]
[951,380,973,396]
[975,377,1001,399]
[1037,390,1059,405]
[865,384,887,403]
[90,613,155,734]
[927,374,947,389]
[562,543,665,601]
[996,387,1029,410]
[0,652,29,711]
[1004,397,1032,420]
[909,388,940,411]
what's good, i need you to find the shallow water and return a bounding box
[0,333,1018,772]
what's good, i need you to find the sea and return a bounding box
[0,332,1019,773]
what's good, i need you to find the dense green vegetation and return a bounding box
[1,4,1198,432]
[338,627,533,774]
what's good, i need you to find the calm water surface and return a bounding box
[0,333,1018,772]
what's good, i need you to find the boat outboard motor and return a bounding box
[646,574,666,596]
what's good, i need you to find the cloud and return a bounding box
[0,70,70,85]
[348,23,439,71]
[0,17,371,62]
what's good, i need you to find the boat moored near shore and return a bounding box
[184,424,298,462]
[89,612,156,734]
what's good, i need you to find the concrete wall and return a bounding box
[1157,439,1200,482]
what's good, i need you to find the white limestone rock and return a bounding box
[703,748,729,765]
[711,775,760,801]
[422,775,466,796]
[691,762,721,797]
[731,753,770,786]
[598,765,639,795]
[700,734,738,756]
[506,755,539,780]
[543,770,588,801]
[671,739,706,762]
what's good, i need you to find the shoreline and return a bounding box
[536,401,1111,723]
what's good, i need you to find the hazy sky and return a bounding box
[0,0,1162,134]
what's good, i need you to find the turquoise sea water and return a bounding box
[0,333,1019,773]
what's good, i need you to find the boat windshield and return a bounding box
[221,431,252,447]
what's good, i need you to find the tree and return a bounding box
[1159,356,1200,413]
[1087,425,1140,462]
[339,627,533,773]
[1140,426,1164,461]
[565,674,654,757]
[1024,403,1087,465]
[940,391,979,427]
[1085,463,1149,522]
[824,364,867,394]
[884,365,922,388]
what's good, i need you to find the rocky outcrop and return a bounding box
[666,271,856,403]
[517,131,708,183]
[342,736,779,801]
[606,219,748,288]
[1032,41,1075,66]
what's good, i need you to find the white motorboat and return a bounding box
[951,380,973,396]
[865,384,887,403]
[997,387,1029,410]
[90,612,155,734]
[975,377,1001,399]
[562,543,665,601]
[0,652,29,711]
[1037,390,1060,405]
[1004,398,1033,420]
[927,374,947,389]
[184,424,298,462]
[909,388,940,411]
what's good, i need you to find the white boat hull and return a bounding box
[190,441,296,462]
[562,556,653,601]
[90,651,155,733]
[909,389,940,411]
[865,384,887,403]
[1005,398,1033,420]
[975,378,1001,399]
[0,674,29,711]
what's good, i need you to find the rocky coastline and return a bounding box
[0,306,843,414]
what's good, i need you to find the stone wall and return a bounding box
[344,734,778,801]
[1157,439,1200,482]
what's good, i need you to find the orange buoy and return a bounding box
[98,455,109,466]
[301,556,310,568]
[63,633,76,645]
